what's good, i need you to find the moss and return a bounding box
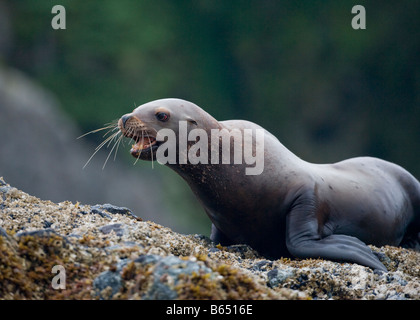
[0,236,29,298]
[175,271,220,299]
[1,179,419,300]
[119,261,155,299]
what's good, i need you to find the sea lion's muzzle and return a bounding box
[120,114,132,129]
[118,114,159,159]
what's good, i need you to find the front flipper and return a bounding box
[210,223,234,246]
[285,196,387,272]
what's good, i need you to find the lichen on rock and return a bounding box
[0,178,419,300]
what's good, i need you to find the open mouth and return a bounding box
[127,132,158,157]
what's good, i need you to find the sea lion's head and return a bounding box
[118,98,213,161]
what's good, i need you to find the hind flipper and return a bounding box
[285,199,387,272]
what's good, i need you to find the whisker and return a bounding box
[77,121,118,139]
[102,132,122,170]
[133,133,144,166]
[79,117,158,170]
[113,134,124,161]
[94,133,118,151]
[82,129,120,169]
[145,131,154,169]
[129,127,136,138]
[102,126,120,138]
[77,126,113,139]
[105,131,120,148]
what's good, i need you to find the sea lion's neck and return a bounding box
[165,127,309,207]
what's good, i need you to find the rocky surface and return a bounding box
[0,177,419,300]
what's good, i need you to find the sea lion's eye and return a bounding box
[156,112,169,122]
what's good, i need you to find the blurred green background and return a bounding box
[2,0,419,235]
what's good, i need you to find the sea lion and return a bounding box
[117,98,420,272]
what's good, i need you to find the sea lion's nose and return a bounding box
[121,114,131,129]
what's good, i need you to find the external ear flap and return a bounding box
[186,117,198,126]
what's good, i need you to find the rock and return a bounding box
[93,270,123,299]
[0,226,9,238]
[106,241,143,251]
[267,268,295,288]
[99,223,128,237]
[0,186,20,199]
[16,228,66,241]
[142,255,214,300]
[93,259,128,299]
[91,208,112,219]
[91,204,139,221]
[134,254,161,265]
[0,179,419,300]
[226,244,260,259]
[208,247,221,254]
[252,260,273,272]
[43,220,53,229]
[92,204,134,216]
